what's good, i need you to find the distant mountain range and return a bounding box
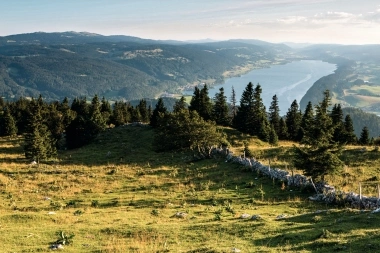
[0,32,295,101]
[1,32,380,136]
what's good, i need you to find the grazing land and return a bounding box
[1,126,380,252]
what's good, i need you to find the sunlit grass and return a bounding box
[1,126,380,252]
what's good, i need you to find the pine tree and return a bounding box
[285,100,302,141]
[100,97,112,125]
[2,107,17,137]
[154,109,228,158]
[233,82,255,133]
[299,101,314,143]
[252,84,269,140]
[212,87,230,126]
[150,98,168,128]
[189,86,201,113]
[24,99,56,163]
[293,90,343,182]
[330,104,345,144]
[71,97,89,117]
[230,86,237,118]
[9,97,30,134]
[342,114,357,144]
[137,99,150,123]
[173,96,187,113]
[90,95,107,131]
[269,94,281,135]
[278,117,288,140]
[359,126,370,145]
[269,124,279,146]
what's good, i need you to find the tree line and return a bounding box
[0,82,376,181]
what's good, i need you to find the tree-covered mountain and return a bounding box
[0,32,293,101]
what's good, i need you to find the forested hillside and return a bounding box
[0,32,293,101]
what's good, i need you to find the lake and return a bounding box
[187,60,337,115]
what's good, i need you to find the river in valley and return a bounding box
[186,60,337,115]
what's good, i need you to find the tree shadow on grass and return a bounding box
[251,209,380,252]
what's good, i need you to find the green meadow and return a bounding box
[1,126,380,252]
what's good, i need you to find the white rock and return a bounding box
[231,247,241,252]
[240,213,251,219]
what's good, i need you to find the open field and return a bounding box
[1,126,380,252]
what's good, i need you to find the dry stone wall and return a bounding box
[212,147,380,210]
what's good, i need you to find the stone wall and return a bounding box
[212,147,380,210]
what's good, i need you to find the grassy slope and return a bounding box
[1,126,380,252]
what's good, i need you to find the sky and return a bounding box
[1,0,380,44]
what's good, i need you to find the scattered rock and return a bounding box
[372,208,380,213]
[251,215,262,220]
[50,243,64,250]
[240,213,251,219]
[276,214,287,220]
[174,212,187,218]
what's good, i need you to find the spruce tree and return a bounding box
[359,126,370,145]
[293,90,343,182]
[342,114,357,144]
[100,97,112,125]
[2,107,17,137]
[230,86,237,119]
[24,99,56,162]
[269,94,281,135]
[150,98,168,128]
[173,96,187,113]
[252,84,270,141]
[154,109,228,157]
[137,99,150,123]
[233,82,255,133]
[269,124,279,146]
[89,95,107,133]
[285,100,302,141]
[330,104,345,144]
[71,97,89,117]
[212,87,230,126]
[189,86,201,114]
[299,101,314,143]
[278,117,288,140]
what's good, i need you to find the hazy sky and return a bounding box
[1,0,379,44]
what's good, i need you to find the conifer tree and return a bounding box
[199,84,213,121]
[299,101,314,143]
[359,126,370,145]
[100,97,112,125]
[269,94,281,135]
[285,100,302,141]
[278,117,288,140]
[189,86,201,113]
[252,84,269,139]
[2,107,17,137]
[212,87,230,126]
[330,104,345,144]
[293,90,343,182]
[150,97,168,128]
[233,82,255,133]
[130,106,142,122]
[89,95,107,133]
[230,86,237,118]
[137,99,150,123]
[9,97,30,134]
[269,124,279,146]
[24,99,56,163]
[71,97,89,117]
[173,96,187,113]
[154,109,227,158]
[342,114,357,144]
